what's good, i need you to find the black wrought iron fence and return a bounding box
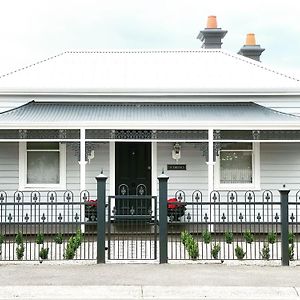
[0,179,299,265]
[0,190,97,261]
[168,189,297,262]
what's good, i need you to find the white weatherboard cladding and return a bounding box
[1,142,300,203]
[0,143,19,192]
[260,143,300,191]
[85,143,110,199]
[156,143,208,200]
[64,143,110,199]
[0,143,110,198]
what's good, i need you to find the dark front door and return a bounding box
[115,142,151,215]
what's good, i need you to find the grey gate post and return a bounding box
[279,188,290,266]
[158,172,169,264]
[95,172,108,264]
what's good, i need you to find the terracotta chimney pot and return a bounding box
[245,33,256,46]
[207,16,217,29]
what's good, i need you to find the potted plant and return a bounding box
[167,198,187,221]
[85,199,97,221]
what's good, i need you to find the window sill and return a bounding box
[214,184,261,191]
[18,184,67,191]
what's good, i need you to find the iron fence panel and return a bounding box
[0,190,97,261]
[107,195,158,260]
[168,190,284,261]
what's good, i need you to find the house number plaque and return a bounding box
[167,164,186,171]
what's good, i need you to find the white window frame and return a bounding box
[19,142,66,190]
[214,142,260,191]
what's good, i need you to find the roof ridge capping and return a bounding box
[0,49,224,80]
[220,49,300,83]
[0,52,67,79]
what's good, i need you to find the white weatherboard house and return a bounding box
[1,16,300,209]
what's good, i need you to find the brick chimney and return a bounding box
[197,16,227,49]
[238,33,265,62]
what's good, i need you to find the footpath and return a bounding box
[1,261,300,299]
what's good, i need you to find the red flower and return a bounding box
[85,199,97,207]
[167,198,184,209]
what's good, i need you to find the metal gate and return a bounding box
[107,194,158,260]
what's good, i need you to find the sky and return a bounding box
[0,0,300,78]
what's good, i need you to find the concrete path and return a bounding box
[1,262,300,299]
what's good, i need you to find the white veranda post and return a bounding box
[207,128,215,194]
[207,128,215,232]
[79,128,87,231]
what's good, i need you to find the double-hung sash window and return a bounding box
[19,142,66,190]
[215,142,260,190]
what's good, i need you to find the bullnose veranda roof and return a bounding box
[0,50,299,93]
[0,101,299,128]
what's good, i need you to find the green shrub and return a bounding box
[180,231,199,260]
[0,233,4,245]
[16,244,25,260]
[224,231,234,244]
[180,231,189,245]
[235,245,246,260]
[15,231,24,245]
[63,229,84,260]
[211,244,221,259]
[35,233,44,245]
[39,247,49,260]
[54,233,64,244]
[261,243,270,260]
[188,240,199,260]
[289,244,294,261]
[288,232,295,244]
[74,229,83,248]
[243,230,254,244]
[202,230,212,244]
[267,232,277,244]
[64,237,77,260]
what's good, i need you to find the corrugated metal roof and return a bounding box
[0,50,299,93]
[0,101,299,128]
